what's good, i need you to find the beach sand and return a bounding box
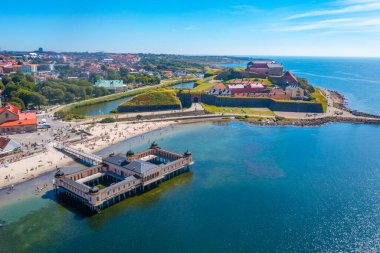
[0,121,174,189]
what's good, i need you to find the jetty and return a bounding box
[53,142,193,213]
[55,145,103,166]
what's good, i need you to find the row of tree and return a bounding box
[103,68,160,86]
[0,73,109,109]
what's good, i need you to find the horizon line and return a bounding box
[1,49,380,59]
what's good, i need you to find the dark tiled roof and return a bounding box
[104,155,129,167]
[125,161,157,174]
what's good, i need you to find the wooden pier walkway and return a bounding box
[56,145,102,166]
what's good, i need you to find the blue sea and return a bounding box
[1,122,380,252]
[221,57,380,115]
[0,57,379,253]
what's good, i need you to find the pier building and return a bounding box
[53,143,193,213]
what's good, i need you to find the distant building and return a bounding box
[3,65,22,74]
[22,64,38,73]
[37,64,54,72]
[281,71,299,86]
[267,63,283,76]
[226,79,267,95]
[193,73,205,79]
[33,72,59,81]
[247,60,273,75]
[162,71,174,78]
[108,54,140,64]
[174,70,187,77]
[0,104,37,134]
[286,86,305,100]
[95,80,126,93]
[209,83,232,95]
[80,72,90,79]
[0,137,22,156]
[247,61,283,76]
[228,83,265,94]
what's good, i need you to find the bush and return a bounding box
[100,117,116,123]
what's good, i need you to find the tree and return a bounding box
[9,97,25,109]
[106,69,119,80]
[16,89,47,107]
[41,86,65,103]
[25,74,35,83]
[119,67,129,77]
[3,81,19,97]
[65,93,75,103]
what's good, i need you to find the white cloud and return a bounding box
[280,18,352,31]
[279,17,380,32]
[287,2,380,20]
[334,0,379,4]
[231,5,261,13]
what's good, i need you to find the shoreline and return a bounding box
[329,90,380,118]
[0,117,379,209]
[2,87,380,190]
[0,120,176,190]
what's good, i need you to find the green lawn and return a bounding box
[119,89,181,107]
[202,104,275,117]
[95,184,107,190]
[310,88,328,112]
[191,79,215,93]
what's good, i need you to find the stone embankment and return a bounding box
[243,116,380,127]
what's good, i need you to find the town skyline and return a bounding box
[2,0,380,57]
[2,48,380,59]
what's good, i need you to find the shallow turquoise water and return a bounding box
[1,122,380,252]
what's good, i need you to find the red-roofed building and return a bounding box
[0,104,37,133]
[281,71,299,86]
[162,71,174,77]
[247,61,273,75]
[213,83,227,90]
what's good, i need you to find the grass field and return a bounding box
[119,89,181,107]
[310,88,328,112]
[202,104,275,117]
[188,78,216,93]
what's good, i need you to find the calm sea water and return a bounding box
[1,122,380,252]
[221,57,380,115]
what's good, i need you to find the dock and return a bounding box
[55,145,102,166]
[53,142,193,213]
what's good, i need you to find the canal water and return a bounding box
[172,81,195,89]
[70,96,132,117]
[70,82,194,117]
[220,57,380,115]
[1,121,380,252]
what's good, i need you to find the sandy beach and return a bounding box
[0,120,175,189]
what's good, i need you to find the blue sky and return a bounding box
[1,0,380,56]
